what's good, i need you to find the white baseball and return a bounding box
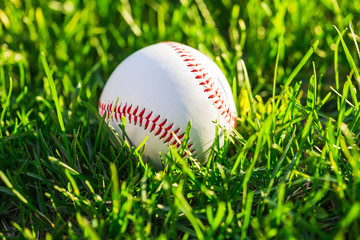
[99,42,237,169]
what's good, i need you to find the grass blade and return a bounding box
[276,40,319,108]
[40,52,65,132]
[334,25,360,88]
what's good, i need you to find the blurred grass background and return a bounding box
[1,0,360,239]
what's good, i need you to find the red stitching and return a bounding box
[98,42,237,161]
[166,42,237,127]
[98,100,195,154]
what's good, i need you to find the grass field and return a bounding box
[1,0,360,239]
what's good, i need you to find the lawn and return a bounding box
[1,0,360,239]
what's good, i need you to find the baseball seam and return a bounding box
[166,42,236,128]
[99,42,236,160]
[99,101,195,157]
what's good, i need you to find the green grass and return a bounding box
[1,0,360,239]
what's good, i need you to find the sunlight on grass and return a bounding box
[1,0,360,239]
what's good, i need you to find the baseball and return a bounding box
[99,42,237,169]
